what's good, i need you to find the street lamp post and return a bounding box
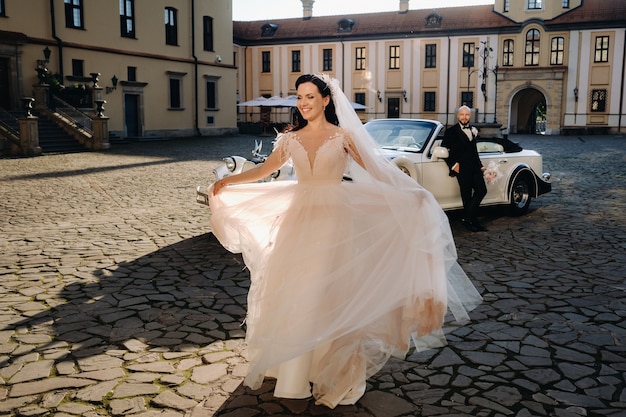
[465,41,498,122]
[492,64,499,123]
[478,41,492,123]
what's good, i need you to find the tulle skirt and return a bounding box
[208,179,481,407]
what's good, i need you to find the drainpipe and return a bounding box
[446,35,451,127]
[619,30,625,133]
[191,0,201,136]
[49,0,64,79]
[340,39,345,92]
[243,46,248,122]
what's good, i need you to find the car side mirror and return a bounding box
[432,146,449,161]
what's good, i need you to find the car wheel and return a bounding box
[393,158,417,180]
[509,174,532,216]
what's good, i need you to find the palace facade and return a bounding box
[233,0,626,135]
[1,0,624,151]
[0,0,238,141]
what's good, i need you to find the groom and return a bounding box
[441,105,487,232]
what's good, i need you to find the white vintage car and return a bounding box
[198,119,551,215]
[363,118,551,215]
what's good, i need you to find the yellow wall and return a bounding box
[1,0,237,138]
[493,0,583,22]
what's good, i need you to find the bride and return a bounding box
[209,73,482,408]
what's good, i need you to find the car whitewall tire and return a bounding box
[393,157,417,180]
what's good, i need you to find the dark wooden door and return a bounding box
[387,97,400,118]
[0,58,11,109]
[124,93,140,137]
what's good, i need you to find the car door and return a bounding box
[476,142,509,205]
[419,139,464,210]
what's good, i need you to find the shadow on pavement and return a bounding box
[2,233,262,414]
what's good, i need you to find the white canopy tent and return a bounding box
[238,95,367,127]
[240,95,367,110]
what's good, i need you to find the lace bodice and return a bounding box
[277,131,350,184]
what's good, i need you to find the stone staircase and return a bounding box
[35,112,88,154]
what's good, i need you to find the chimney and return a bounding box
[399,0,409,14]
[302,0,314,20]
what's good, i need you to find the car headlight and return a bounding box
[223,157,236,172]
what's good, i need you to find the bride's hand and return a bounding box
[212,179,227,195]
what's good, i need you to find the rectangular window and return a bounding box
[550,37,564,65]
[355,47,366,70]
[591,89,606,112]
[323,49,333,71]
[389,45,400,70]
[461,91,474,108]
[165,7,178,46]
[262,51,271,72]
[354,92,365,106]
[527,0,542,10]
[462,43,475,68]
[206,79,217,109]
[502,39,514,66]
[291,50,301,72]
[504,0,509,12]
[525,29,540,66]
[120,0,135,38]
[562,0,569,7]
[425,44,436,68]
[169,77,182,109]
[64,0,84,29]
[203,16,214,51]
[423,92,436,112]
[71,59,84,76]
[594,36,609,63]
[128,66,136,81]
[0,0,6,17]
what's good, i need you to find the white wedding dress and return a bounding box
[209,130,482,408]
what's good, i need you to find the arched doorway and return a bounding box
[509,87,547,134]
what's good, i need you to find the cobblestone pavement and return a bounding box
[1,133,625,417]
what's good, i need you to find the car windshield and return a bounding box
[364,120,436,152]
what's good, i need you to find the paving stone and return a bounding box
[1,135,626,417]
[190,363,228,384]
[126,362,176,373]
[109,397,146,416]
[360,391,419,417]
[161,374,186,386]
[202,351,236,364]
[9,377,95,397]
[76,368,126,381]
[151,389,199,411]
[123,339,149,353]
[77,354,124,372]
[56,360,77,375]
[9,360,55,385]
[177,382,212,401]
[0,396,38,413]
[41,391,66,408]
[57,403,95,414]
[112,383,161,398]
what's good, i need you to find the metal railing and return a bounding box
[0,107,20,132]
[50,95,93,134]
[0,107,21,146]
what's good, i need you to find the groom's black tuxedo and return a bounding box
[441,123,483,175]
[441,123,487,230]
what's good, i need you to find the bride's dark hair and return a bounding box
[290,74,339,131]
